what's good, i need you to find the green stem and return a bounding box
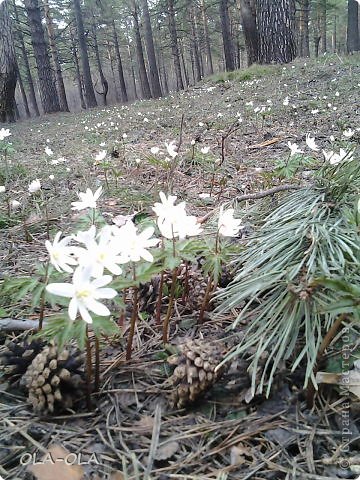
[198,275,213,324]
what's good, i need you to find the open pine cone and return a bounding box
[0,336,46,383]
[21,343,84,414]
[167,338,228,408]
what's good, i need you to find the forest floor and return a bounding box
[0,54,359,480]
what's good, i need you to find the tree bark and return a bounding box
[91,20,108,106]
[12,0,40,116]
[167,0,184,91]
[107,41,120,102]
[43,1,69,112]
[239,0,259,65]
[70,26,86,110]
[127,43,138,100]
[319,0,327,54]
[0,0,17,122]
[24,0,60,114]
[112,21,128,103]
[72,0,97,108]
[200,0,214,74]
[347,0,360,53]
[220,0,235,71]
[255,0,296,64]
[131,0,152,99]
[298,0,310,57]
[188,1,202,82]
[139,0,162,98]
[16,64,31,118]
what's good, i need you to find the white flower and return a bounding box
[218,206,242,237]
[311,109,319,114]
[45,146,54,156]
[95,150,107,162]
[283,97,289,106]
[28,179,41,194]
[199,193,210,199]
[343,128,355,138]
[76,225,125,277]
[152,192,202,239]
[165,141,178,159]
[305,134,319,151]
[200,146,210,154]
[113,221,159,263]
[49,174,55,180]
[0,185,5,193]
[45,231,78,273]
[10,199,21,210]
[150,147,160,155]
[322,150,335,162]
[71,186,102,210]
[0,128,11,141]
[46,266,117,324]
[287,142,303,157]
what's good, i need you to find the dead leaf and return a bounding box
[134,415,154,433]
[230,445,247,466]
[28,444,84,480]
[316,368,360,399]
[155,441,179,461]
[109,472,125,480]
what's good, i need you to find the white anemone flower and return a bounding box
[45,231,78,273]
[28,179,41,194]
[152,192,186,222]
[305,134,319,151]
[343,128,355,138]
[287,142,304,157]
[77,225,125,277]
[201,146,210,154]
[0,128,11,141]
[218,206,243,237]
[45,146,54,156]
[95,150,107,162]
[114,221,159,263]
[150,146,160,155]
[0,186,5,193]
[165,141,178,159]
[46,266,117,324]
[71,186,102,210]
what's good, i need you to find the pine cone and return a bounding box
[167,338,228,408]
[0,336,46,383]
[21,343,84,414]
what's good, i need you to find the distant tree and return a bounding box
[139,0,162,97]
[166,0,184,91]
[239,0,258,65]
[131,0,152,99]
[298,0,310,57]
[0,0,17,122]
[347,0,360,53]
[220,0,235,71]
[72,0,98,108]
[42,1,69,112]
[24,0,61,114]
[111,20,128,103]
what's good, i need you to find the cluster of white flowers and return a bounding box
[0,128,11,141]
[45,188,242,325]
[322,148,353,165]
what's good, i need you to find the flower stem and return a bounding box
[163,267,178,343]
[155,271,164,325]
[126,265,138,360]
[38,260,49,330]
[85,325,93,411]
[94,336,100,392]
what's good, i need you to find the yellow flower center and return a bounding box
[76,289,90,299]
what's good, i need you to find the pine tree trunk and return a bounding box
[239,0,259,65]
[220,0,235,71]
[319,0,327,54]
[70,27,86,110]
[127,43,138,100]
[112,21,128,103]
[43,1,69,112]
[91,20,108,106]
[347,0,360,53]
[72,0,97,108]
[24,0,60,114]
[167,0,184,91]
[298,0,310,57]
[255,0,296,64]
[16,64,31,117]
[0,0,17,122]
[12,0,40,116]
[188,2,202,82]
[131,0,152,99]
[139,0,162,98]
[200,0,214,74]
[107,42,120,102]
